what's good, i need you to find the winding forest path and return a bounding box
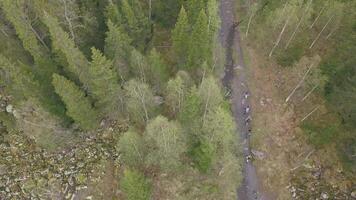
[219,0,268,199]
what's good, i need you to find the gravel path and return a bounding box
[219,0,268,199]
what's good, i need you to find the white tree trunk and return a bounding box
[301,106,319,122]
[285,64,313,103]
[284,0,313,49]
[310,7,325,29]
[302,84,318,102]
[245,12,253,37]
[309,15,334,49]
[269,15,291,57]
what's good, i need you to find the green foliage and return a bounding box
[188,10,210,69]
[202,106,235,153]
[172,6,190,68]
[147,48,169,91]
[302,123,338,147]
[165,75,186,117]
[129,49,149,82]
[0,55,39,102]
[152,0,183,27]
[119,0,151,50]
[179,86,203,138]
[185,0,207,22]
[189,140,215,173]
[104,20,133,80]
[120,169,151,200]
[88,47,122,114]
[117,130,144,167]
[144,116,186,171]
[52,74,98,130]
[276,41,306,67]
[124,79,156,126]
[43,13,90,86]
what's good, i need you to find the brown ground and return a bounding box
[243,41,355,199]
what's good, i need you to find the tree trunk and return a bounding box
[309,15,334,49]
[302,84,318,102]
[301,106,319,122]
[310,7,325,29]
[245,12,253,37]
[269,15,290,57]
[285,64,313,103]
[284,0,313,49]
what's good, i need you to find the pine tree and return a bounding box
[186,0,206,22]
[147,48,169,90]
[88,48,122,113]
[52,74,98,130]
[172,7,190,68]
[1,0,67,118]
[179,86,203,139]
[0,0,47,63]
[0,55,40,102]
[43,13,90,87]
[120,169,151,200]
[104,20,133,81]
[144,116,186,171]
[120,0,150,50]
[188,9,210,69]
[105,2,123,25]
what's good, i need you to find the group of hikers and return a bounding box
[242,91,253,163]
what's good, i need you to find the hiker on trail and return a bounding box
[246,154,252,163]
[245,115,252,123]
[244,91,250,99]
[248,128,252,137]
[244,105,250,114]
[242,98,246,105]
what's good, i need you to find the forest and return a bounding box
[0,0,355,199]
[0,0,242,199]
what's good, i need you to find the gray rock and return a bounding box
[5,104,13,113]
[351,191,356,198]
[321,192,329,199]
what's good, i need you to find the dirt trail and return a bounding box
[219,0,268,199]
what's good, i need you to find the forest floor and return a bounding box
[242,41,355,199]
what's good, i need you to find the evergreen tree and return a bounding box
[147,48,169,91]
[0,55,39,102]
[43,13,90,87]
[179,86,203,139]
[144,116,186,171]
[88,48,122,113]
[186,0,207,22]
[172,7,190,68]
[1,0,67,118]
[0,0,47,64]
[117,130,144,167]
[52,74,97,130]
[120,169,151,200]
[104,20,133,81]
[120,0,151,50]
[188,10,210,69]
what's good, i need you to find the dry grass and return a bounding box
[242,40,354,199]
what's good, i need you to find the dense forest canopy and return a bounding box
[0,0,355,199]
[0,0,241,199]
